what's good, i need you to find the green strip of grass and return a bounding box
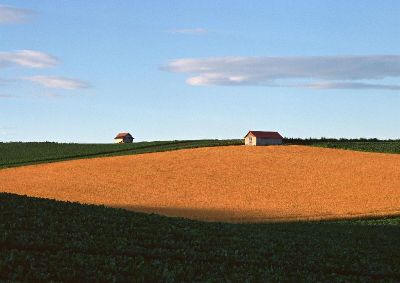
[285,138,400,154]
[0,139,242,169]
[1,193,399,282]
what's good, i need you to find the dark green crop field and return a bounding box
[0,139,242,169]
[285,138,400,154]
[1,193,399,282]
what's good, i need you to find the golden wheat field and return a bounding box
[1,145,400,222]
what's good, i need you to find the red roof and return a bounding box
[244,131,283,139]
[114,132,133,139]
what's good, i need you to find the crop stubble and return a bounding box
[0,145,399,222]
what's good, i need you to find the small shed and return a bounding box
[114,132,134,144]
[244,131,283,146]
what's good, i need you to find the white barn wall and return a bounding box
[244,136,252,145]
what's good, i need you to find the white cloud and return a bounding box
[0,50,59,68]
[0,50,91,94]
[0,50,91,93]
[168,28,207,34]
[186,73,254,86]
[0,5,33,24]
[25,76,91,90]
[163,55,400,90]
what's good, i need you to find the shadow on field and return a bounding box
[112,204,400,223]
[111,204,284,222]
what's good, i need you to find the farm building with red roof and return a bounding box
[244,131,283,146]
[114,132,134,144]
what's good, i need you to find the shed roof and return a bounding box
[114,132,133,139]
[245,131,283,139]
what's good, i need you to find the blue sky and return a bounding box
[1,1,399,142]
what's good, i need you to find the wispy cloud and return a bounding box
[0,94,16,98]
[25,76,91,90]
[0,50,91,93]
[300,82,400,91]
[0,5,33,24]
[30,92,67,98]
[0,50,59,68]
[0,78,12,85]
[163,55,400,90]
[0,126,15,136]
[168,28,207,35]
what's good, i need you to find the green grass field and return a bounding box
[285,138,400,154]
[1,193,399,282]
[0,139,242,169]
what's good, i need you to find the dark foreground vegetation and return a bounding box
[1,193,399,282]
[0,139,242,169]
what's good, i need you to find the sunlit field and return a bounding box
[1,145,399,222]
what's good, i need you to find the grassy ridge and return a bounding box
[285,138,400,154]
[0,139,242,169]
[1,193,399,282]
